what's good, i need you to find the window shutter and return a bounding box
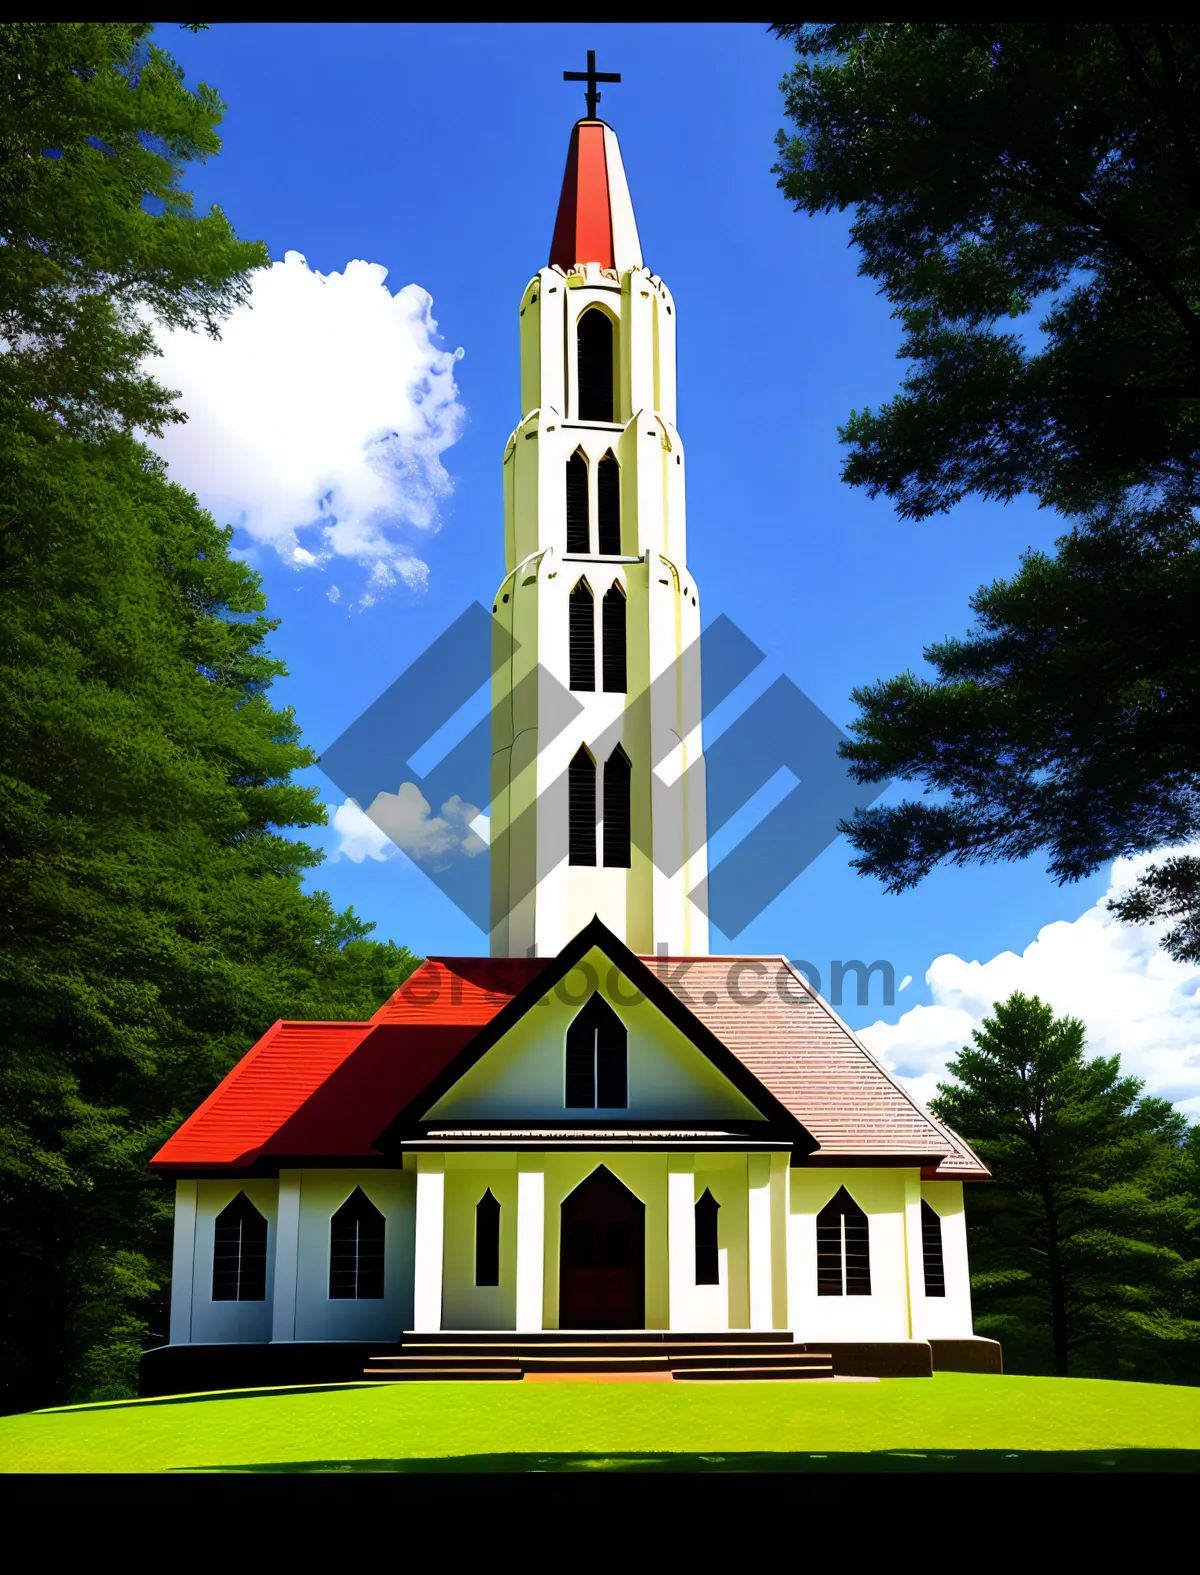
[597,452,621,553]
[603,744,631,868]
[475,1189,501,1287]
[566,452,590,553]
[569,580,595,691]
[329,1186,386,1300]
[577,309,614,422]
[695,1189,720,1285]
[602,584,627,693]
[816,1186,871,1297]
[568,746,596,866]
[921,1199,946,1297]
[565,1018,597,1108]
[212,1191,268,1302]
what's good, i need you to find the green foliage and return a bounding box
[773,23,1200,518]
[836,501,1200,956]
[0,24,418,1414]
[0,22,266,438]
[930,993,1200,1380]
[773,24,1200,951]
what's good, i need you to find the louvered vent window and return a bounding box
[597,451,621,553]
[602,583,627,693]
[921,1199,946,1297]
[603,744,631,868]
[816,1186,871,1297]
[695,1188,720,1286]
[568,746,596,866]
[329,1186,385,1300]
[577,308,614,422]
[212,1191,268,1302]
[569,580,595,691]
[565,992,627,1108]
[566,451,590,553]
[475,1188,501,1287]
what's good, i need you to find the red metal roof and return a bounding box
[550,120,614,271]
[152,946,986,1179]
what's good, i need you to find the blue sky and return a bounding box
[148,23,1200,1110]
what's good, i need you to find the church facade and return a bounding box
[144,102,999,1394]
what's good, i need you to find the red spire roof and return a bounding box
[549,119,643,274]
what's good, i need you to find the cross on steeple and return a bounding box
[563,49,620,121]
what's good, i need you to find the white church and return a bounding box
[143,70,1000,1393]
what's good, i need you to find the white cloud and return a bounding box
[362,783,486,870]
[328,798,398,864]
[149,251,465,598]
[860,847,1200,1119]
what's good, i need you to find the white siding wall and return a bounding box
[786,1169,912,1343]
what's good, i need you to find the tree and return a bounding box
[772,24,1200,951]
[930,993,1200,1380]
[0,25,418,1413]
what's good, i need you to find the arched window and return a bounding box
[565,992,628,1109]
[568,745,596,866]
[566,450,590,553]
[569,579,595,692]
[695,1188,720,1286]
[602,582,627,693]
[329,1186,385,1300]
[597,451,621,554]
[475,1188,501,1287]
[577,308,614,422]
[816,1186,871,1297]
[921,1199,946,1297]
[603,744,631,868]
[212,1191,268,1302]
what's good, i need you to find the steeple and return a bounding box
[489,102,707,959]
[549,120,643,275]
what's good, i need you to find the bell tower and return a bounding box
[489,91,708,959]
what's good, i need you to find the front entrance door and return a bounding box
[559,1165,646,1329]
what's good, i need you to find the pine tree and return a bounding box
[0,24,418,1411]
[930,993,1200,1380]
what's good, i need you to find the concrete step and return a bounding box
[520,1355,670,1373]
[669,1357,829,1372]
[672,1364,834,1381]
[365,1366,523,1381]
[389,1341,801,1361]
[367,1353,520,1370]
[399,1329,799,1345]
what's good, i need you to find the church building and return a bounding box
[143,73,1000,1393]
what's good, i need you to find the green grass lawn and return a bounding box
[3,1373,1200,1473]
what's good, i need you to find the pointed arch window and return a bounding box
[921,1199,946,1297]
[475,1188,501,1287]
[568,745,596,866]
[566,450,590,553]
[212,1191,268,1302]
[569,579,595,691]
[597,451,621,554]
[577,308,614,422]
[603,744,631,868]
[816,1186,871,1297]
[565,992,628,1109]
[602,582,627,693]
[695,1188,720,1285]
[329,1186,385,1300]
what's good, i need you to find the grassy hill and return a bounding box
[3,1373,1200,1474]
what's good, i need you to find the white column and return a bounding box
[413,1166,445,1332]
[668,1169,696,1331]
[748,1154,773,1331]
[169,1180,198,1345]
[271,1170,302,1343]
[516,1169,545,1331]
[903,1173,924,1339]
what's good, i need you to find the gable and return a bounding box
[424,947,767,1123]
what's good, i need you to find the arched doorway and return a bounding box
[559,1165,646,1329]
